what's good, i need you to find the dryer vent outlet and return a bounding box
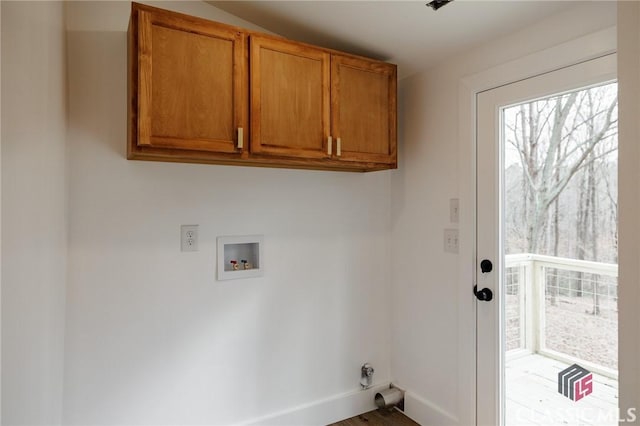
[374,385,404,410]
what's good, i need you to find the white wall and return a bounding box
[62,2,392,424]
[1,2,68,424]
[617,2,640,422]
[390,2,617,425]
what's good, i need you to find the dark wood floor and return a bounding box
[329,409,420,426]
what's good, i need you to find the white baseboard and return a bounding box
[403,391,458,426]
[240,383,390,426]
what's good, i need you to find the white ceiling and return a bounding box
[209,1,589,79]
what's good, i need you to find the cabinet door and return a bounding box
[331,55,397,166]
[250,36,331,159]
[134,4,247,153]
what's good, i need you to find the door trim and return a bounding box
[456,26,616,426]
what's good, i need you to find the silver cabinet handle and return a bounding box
[328,136,332,155]
[337,137,342,157]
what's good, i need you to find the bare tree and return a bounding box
[504,85,618,255]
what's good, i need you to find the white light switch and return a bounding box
[444,228,459,254]
[450,198,459,223]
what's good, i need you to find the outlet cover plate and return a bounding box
[181,225,199,252]
[444,228,459,254]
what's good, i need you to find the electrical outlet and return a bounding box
[444,228,459,254]
[181,225,198,252]
[450,198,459,223]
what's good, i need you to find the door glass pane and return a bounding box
[501,81,620,425]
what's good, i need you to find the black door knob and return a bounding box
[474,285,493,302]
[481,259,493,273]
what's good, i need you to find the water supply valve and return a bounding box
[360,363,374,389]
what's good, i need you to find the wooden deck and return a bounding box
[506,354,618,425]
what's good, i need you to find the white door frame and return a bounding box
[456,27,616,426]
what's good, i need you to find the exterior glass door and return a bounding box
[476,54,620,425]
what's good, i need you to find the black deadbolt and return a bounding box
[481,259,493,273]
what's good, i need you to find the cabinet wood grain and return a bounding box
[130,3,247,155]
[250,35,331,160]
[331,55,397,166]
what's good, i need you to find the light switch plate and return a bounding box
[450,198,459,223]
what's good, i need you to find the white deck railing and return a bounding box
[504,253,618,379]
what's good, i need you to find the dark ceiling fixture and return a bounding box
[426,0,454,11]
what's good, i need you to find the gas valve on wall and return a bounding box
[360,363,374,389]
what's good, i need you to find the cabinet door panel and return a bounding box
[251,36,330,159]
[136,7,247,153]
[331,55,397,165]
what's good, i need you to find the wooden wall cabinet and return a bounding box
[330,55,397,166]
[128,3,397,172]
[128,3,248,161]
[250,35,331,161]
